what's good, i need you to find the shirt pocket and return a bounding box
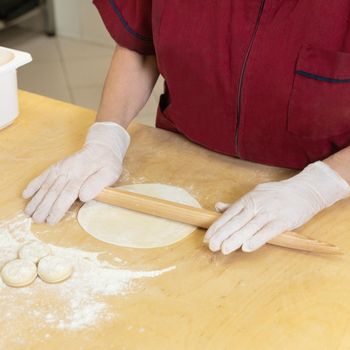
[287,45,350,140]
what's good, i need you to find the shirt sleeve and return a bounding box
[93,0,154,55]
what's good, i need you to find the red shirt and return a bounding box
[94,0,350,169]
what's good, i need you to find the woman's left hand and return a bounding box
[204,161,350,255]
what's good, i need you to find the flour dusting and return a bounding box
[0,213,175,346]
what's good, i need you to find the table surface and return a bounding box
[1,91,350,350]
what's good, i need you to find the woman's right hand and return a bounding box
[23,122,130,225]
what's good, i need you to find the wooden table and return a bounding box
[1,91,350,349]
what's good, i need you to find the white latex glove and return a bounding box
[23,122,130,225]
[204,161,350,254]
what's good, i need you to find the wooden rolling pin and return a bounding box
[96,187,342,255]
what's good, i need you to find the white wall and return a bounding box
[53,0,114,46]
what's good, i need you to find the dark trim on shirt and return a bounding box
[296,70,350,83]
[108,0,153,42]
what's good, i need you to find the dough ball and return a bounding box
[1,259,37,288]
[18,241,51,264]
[38,256,73,284]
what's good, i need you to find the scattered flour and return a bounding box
[0,212,175,346]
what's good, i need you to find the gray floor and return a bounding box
[0,27,162,126]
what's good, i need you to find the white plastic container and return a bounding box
[0,46,32,129]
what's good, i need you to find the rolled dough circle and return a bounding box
[78,183,201,249]
[18,241,51,264]
[1,259,37,288]
[38,256,73,283]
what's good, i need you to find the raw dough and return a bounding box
[18,241,51,264]
[77,183,201,249]
[1,259,37,287]
[38,256,73,283]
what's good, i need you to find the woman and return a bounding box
[23,1,350,254]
